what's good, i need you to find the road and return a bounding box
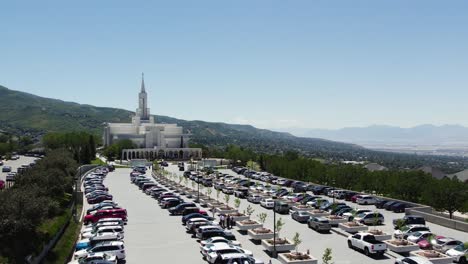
[103,168,207,264]
[0,155,38,182]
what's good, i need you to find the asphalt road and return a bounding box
[0,155,38,182]
[103,168,208,264]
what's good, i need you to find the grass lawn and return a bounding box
[91,158,106,165]
[44,203,83,264]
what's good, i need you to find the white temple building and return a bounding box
[103,74,202,160]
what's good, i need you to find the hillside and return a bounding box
[1,85,467,172]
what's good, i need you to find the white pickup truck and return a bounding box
[347,232,387,257]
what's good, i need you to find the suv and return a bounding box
[393,215,426,229]
[73,241,126,260]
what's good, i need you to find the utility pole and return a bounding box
[273,200,277,258]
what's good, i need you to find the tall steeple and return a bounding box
[141,72,146,93]
[137,73,150,121]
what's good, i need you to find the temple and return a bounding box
[103,74,202,160]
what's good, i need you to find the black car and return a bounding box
[182,213,214,225]
[234,187,249,198]
[391,203,410,213]
[311,186,327,195]
[383,201,398,210]
[169,202,197,215]
[392,215,425,228]
[374,199,389,209]
[198,230,235,241]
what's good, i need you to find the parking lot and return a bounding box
[0,155,38,182]
[163,164,467,264]
[86,164,467,264]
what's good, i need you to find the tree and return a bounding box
[292,232,302,253]
[276,217,285,238]
[246,205,255,217]
[224,193,230,205]
[257,213,267,225]
[423,177,468,219]
[234,198,241,210]
[322,248,334,264]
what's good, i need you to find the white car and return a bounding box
[394,225,430,239]
[81,226,124,239]
[73,241,125,261]
[342,209,372,221]
[201,242,252,259]
[394,256,433,264]
[215,253,264,264]
[356,195,377,205]
[445,243,468,263]
[407,231,433,244]
[67,252,117,264]
[204,243,253,263]
[247,194,262,204]
[285,193,302,201]
[200,236,241,247]
[260,198,275,209]
[81,222,124,234]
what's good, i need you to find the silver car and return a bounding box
[308,217,331,232]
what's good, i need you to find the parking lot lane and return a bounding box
[105,168,206,264]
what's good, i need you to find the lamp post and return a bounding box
[196,160,200,203]
[273,200,277,258]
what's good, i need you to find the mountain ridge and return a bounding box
[1,84,467,173]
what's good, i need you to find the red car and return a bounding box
[418,235,445,250]
[351,194,363,203]
[84,208,127,224]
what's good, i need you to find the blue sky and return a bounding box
[1,1,467,130]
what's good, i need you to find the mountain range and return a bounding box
[283,125,468,146]
[1,85,467,172]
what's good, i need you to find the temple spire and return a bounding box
[141,72,146,92]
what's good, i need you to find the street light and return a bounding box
[196,160,200,203]
[273,200,277,258]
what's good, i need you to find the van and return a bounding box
[274,201,290,214]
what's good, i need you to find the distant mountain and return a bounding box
[1,85,467,172]
[294,125,468,145]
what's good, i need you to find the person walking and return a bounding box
[230,215,235,229]
[226,215,231,229]
[220,214,225,228]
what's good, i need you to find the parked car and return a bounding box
[182,213,214,225]
[347,233,387,257]
[75,232,123,251]
[407,231,434,244]
[260,198,275,209]
[203,243,253,263]
[81,226,124,239]
[374,199,389,209]
[291,211,311,223]
[169,202,197,215]
[445,243,468,264]
[83,209,128,225]
[198,229,236,241]
[67,252,117,264]
[307,217,331,232]
[394,225,430,240]
[394,256,433,264]
[274,201,290,214]
[73,241,125,261]
[393,215,426,229]
[88,194,113,204]
[383,201,398,210]
[2,166,12,172]
[247,194,262,204]
[200,236,241,247]
[234,187,249,198]
[212,253,263,264]
[353,212,384,225]
[356,195,377,205]
[432,237,463,253]
[418,235,445,250]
